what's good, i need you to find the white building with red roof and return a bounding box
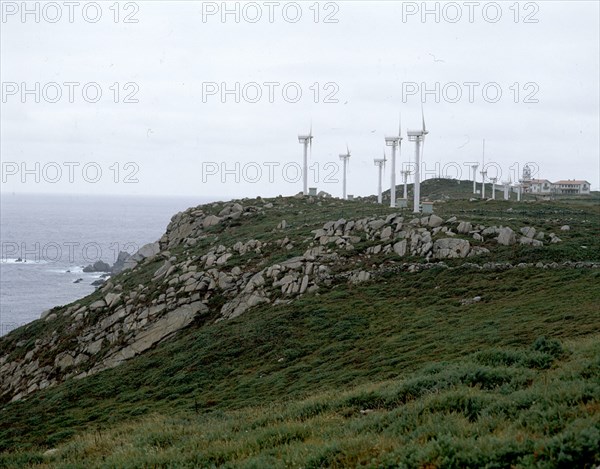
[526,179,591,195]
[551,180,591,195]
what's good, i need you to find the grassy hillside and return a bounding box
[3,335,598,468]
[0,184,598,467]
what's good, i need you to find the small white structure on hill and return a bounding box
[525,179,591,195]
[551,180,591,195]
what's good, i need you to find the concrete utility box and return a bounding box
[398,198,408,208]
[347,195,354,200]
[308,187,318,196]
[422,202,434,214]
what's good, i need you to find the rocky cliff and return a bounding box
[0,195,587,405]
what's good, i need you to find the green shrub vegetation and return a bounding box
[0,335,598,468]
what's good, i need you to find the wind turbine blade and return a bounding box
[421,104,426,133]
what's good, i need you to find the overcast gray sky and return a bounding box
[1,0,598,199]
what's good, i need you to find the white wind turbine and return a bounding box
[480,139,488,200]
[471,163,479,194]
[385,115,402,208]
[401,168,412,200]
[407,108,428,213]
[490,177,498,200]
[374,150,387,204]
[502,178,512,200]
[298,124,314,195]
[339,145,351,200]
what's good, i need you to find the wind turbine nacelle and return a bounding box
[298,135,312,142]
[384,136,401,145]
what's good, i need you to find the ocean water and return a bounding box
[0,194,213,336]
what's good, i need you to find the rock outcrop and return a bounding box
[433,239,471,259]
[123,242,160,270]
[497,227,517,246]
[111,251,133,274]
[83,260,111,273]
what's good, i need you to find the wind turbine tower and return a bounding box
[502,179,511,200]
[471,164,479,194]
[407,109,428,213]
[374,151,387,204]
[385,116,402,208]
[297,125,314,195]
[490,177,498,200]
[401,168,411,200]
[339,145,351,200]
[480,139,488,200]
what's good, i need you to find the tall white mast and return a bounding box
[401,169,411,200]
[378,163,383,203]
[374,151,386,204]
[472,164,479,194]
[297,124,313,195]
[503,179,511,200]
[407,108,428,213]
[480,139,487,200]
[490,177,498,200]
[385,115,402,208]
[339,145,351,200]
